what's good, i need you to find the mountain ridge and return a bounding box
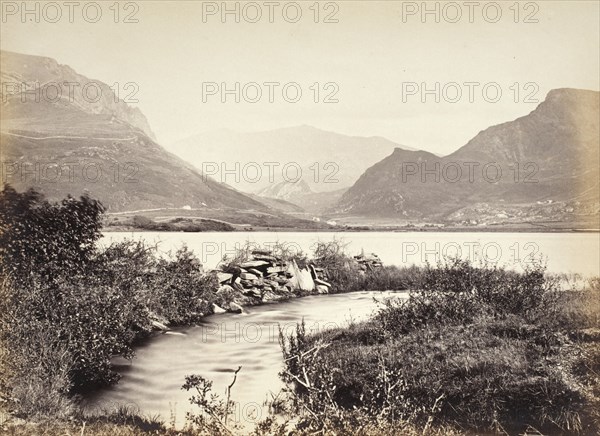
[0,50,273,214]
[335,88,600,226]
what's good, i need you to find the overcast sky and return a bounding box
[1,1,599,155]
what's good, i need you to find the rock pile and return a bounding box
[214,249,329,310]
[354,252,383,272]
[212,249,382,313]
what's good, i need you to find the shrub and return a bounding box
[0,186,220,419]
[149,246,218,325]
[280,260,600,434]
[0,185,104,280]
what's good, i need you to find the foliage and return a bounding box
[311,240,413,293]
[130,215,235,232]
[280,260,600,434]
[0,185,104,279]
[181,367,242,435]
[0,186,220,418]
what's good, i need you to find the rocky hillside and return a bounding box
[258,179,313,201]
[1,50,155,139]
[336,89,600,226]
[0,51,270,213]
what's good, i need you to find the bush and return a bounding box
[0,186,220,418]
[311,241,412,293]
[280,260,600,434]
[0,185,104,279]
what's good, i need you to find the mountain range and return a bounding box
[170,125,414,194]
[0,50,270,214]
[336,88,599,226]
[2,50,597,229]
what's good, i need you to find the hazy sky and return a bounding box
[1,1,599,155]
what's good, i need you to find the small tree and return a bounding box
[0,184,105,280]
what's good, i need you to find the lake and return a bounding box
[101,231,600,276]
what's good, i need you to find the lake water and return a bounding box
[101,231,600,276]
[87,231,600,428]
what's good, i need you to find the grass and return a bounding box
[280,260,600,435]
[124,215,236,232]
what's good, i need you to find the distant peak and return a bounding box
[545,88,599,101]
[284,124,322,132]
[393,146,416,153]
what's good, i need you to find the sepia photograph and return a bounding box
[0,1,599,435]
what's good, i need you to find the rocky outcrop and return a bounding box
[0,50,156,139]
[212,249,353,309]
[215,250,316,307]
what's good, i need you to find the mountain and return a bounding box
[169,125,414,194]
[257,179,313,201]
[0,50,269,213]
[1,50,155,140]
[248,193,305,214]
[256,179,349,214]
[336,89,600,226]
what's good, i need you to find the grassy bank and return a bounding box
[280,259,600,435]
[0,187,411,433]
[0,187,239,419]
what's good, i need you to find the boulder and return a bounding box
[229,302,244,314]
[240,272,259,281]
[217,272,233,284]
[316,285,329,294]
[314,278,332,288]
[287,259,315,292]
[241,260,269,269]
[151,319,169,331]
[232,279,245,292]
[212,303,226,314]
[262,290,283,303]
[217,284,235,295]
[253,254,277,262]
[248,268,264,277]
[243,288,262,298]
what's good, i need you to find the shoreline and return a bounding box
[102,226,600,234]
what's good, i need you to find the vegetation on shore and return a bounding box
[280,259,600,435]
[1,186,599,435]
[0,186,231,419]
[0,187,409,432]
[127,215,235,232]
